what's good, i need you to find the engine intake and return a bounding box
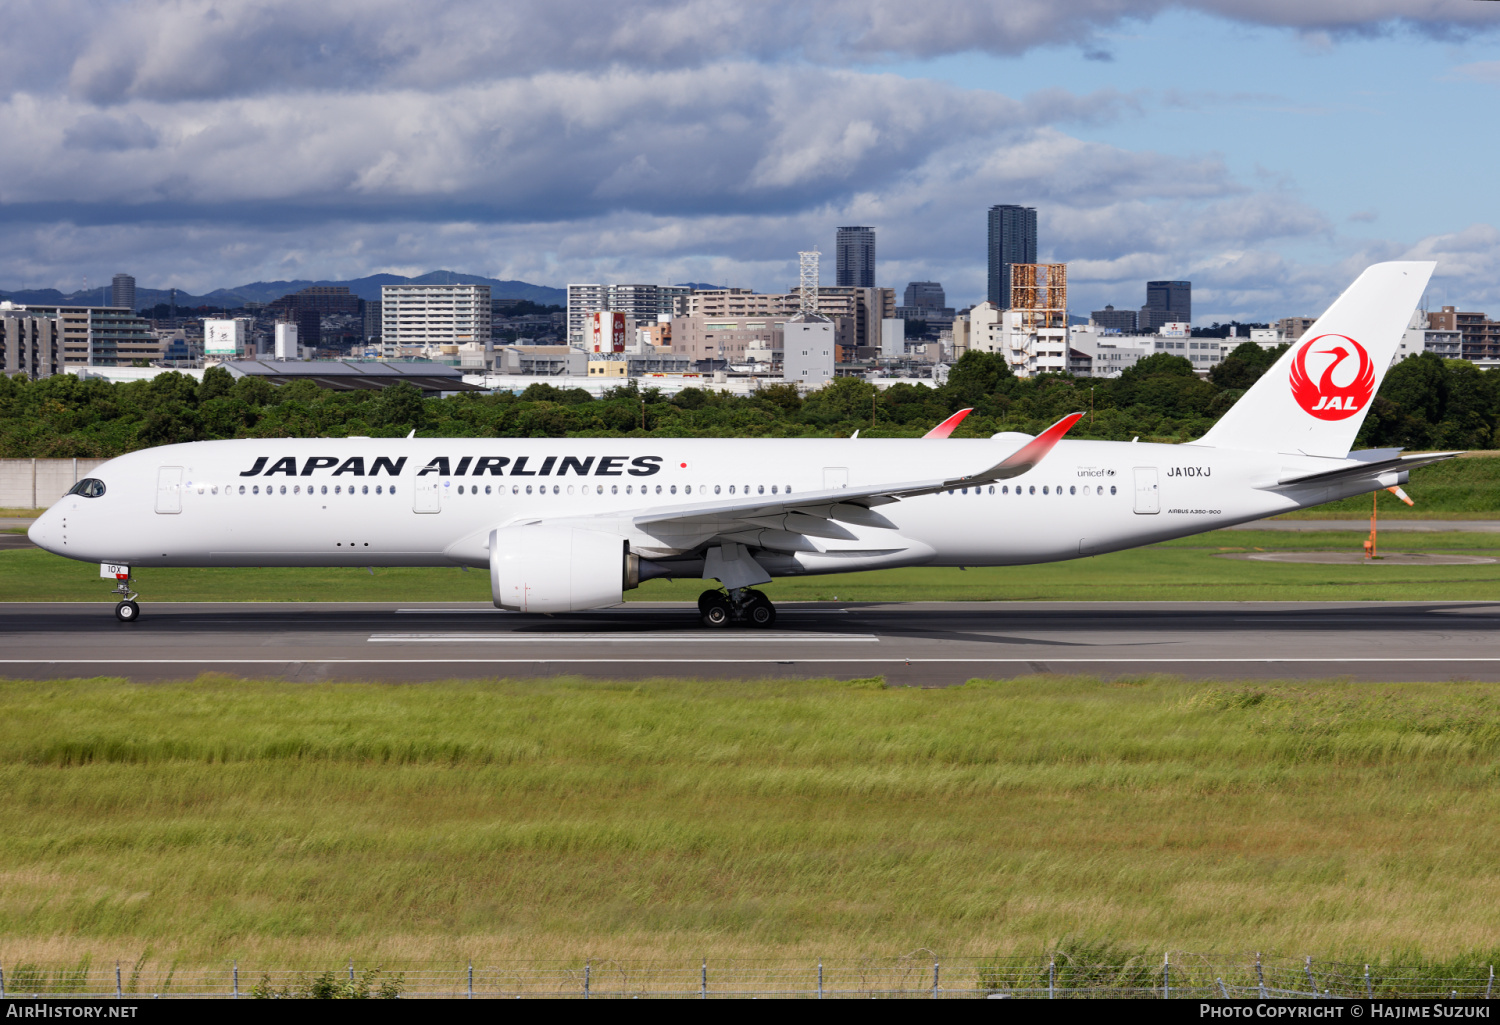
[489,526,636,612]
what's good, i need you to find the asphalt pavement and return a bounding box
[5,600,1500,685]
[1226,519,1500,532]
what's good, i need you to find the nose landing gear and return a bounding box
[110,572,141,623]
[698,587,776,628]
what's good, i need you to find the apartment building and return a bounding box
[1427,305,1500,362]
[111,274,136,313]
[1276,316,1316,343]
[0,306,61,378]
[13,305,158,367]
[381,283,491,349]
[670,316,785,363]
[813,286,895,350]
[565,283,688,345]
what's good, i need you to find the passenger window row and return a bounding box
[946,484,1118,496]
[209,484,397,496]
[451,483,792,497]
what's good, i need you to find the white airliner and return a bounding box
[30,262,1455,625]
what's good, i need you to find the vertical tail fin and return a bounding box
[1195,261,1434,457]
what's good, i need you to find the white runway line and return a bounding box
[367,632,879,643]
[8,657,1500,665]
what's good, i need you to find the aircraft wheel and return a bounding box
[115,600,140,623]
[701,596,732,628]
[697,589,725,615]
[745,596,776,627]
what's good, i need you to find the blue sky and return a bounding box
[867,8,1500,316]
[893,10,1492,245]
[1,0,1497,321]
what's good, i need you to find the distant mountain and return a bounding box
[0,271,564,310]
[675,282,729,291]
[208,271,564,306]
[0,286,220,308]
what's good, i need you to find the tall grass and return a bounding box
[2,674,1500,964]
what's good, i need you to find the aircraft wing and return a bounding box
[632,412,1084,532]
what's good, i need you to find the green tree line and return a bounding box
[1,344,1494,458]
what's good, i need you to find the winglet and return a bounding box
[923,408,974,439]
[969,412,1085,481]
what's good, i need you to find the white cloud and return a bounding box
[0,0,1488,103]
[0,67,1137,219]
[1,0,1497,320]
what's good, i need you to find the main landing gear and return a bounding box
[698,587,776,628]
[110,573,141,623]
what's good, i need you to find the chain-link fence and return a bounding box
[0,953,1494,999]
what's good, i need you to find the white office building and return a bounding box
[1067,326,1155,378]
[1147,330,1224,371]
[880,317,905,358]
[782,314,835,387]
[203,318,252,358]
[381,283,491,350]
[274,322,299,359]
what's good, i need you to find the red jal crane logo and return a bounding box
[1289,333,1375,420]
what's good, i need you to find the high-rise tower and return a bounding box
[987,205,1037,308]
[111,273,136,312]
[835,226,876,288]
[1140,280,1191,331]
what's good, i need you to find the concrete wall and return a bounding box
[0,458,109,509]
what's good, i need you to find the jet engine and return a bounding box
[489,525,639,612]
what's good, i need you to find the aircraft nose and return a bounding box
[27,509,60,554]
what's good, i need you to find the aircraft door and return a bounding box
[413,475,441,514]
[155,466,183,514]
[1133,467,1160,515]
[823,467,849,490]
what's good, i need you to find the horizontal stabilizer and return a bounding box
[1263,451,1461,491]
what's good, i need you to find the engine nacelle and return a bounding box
[489,526,638,612]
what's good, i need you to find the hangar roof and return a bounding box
[219,359,482,394]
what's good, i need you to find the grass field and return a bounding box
[1,674,1499,965]
[6,527,1500,603]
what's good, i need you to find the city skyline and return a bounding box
[1,2,1497,323]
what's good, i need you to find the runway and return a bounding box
[6,600,1500,684]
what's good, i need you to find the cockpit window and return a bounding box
[67,478,106,498]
